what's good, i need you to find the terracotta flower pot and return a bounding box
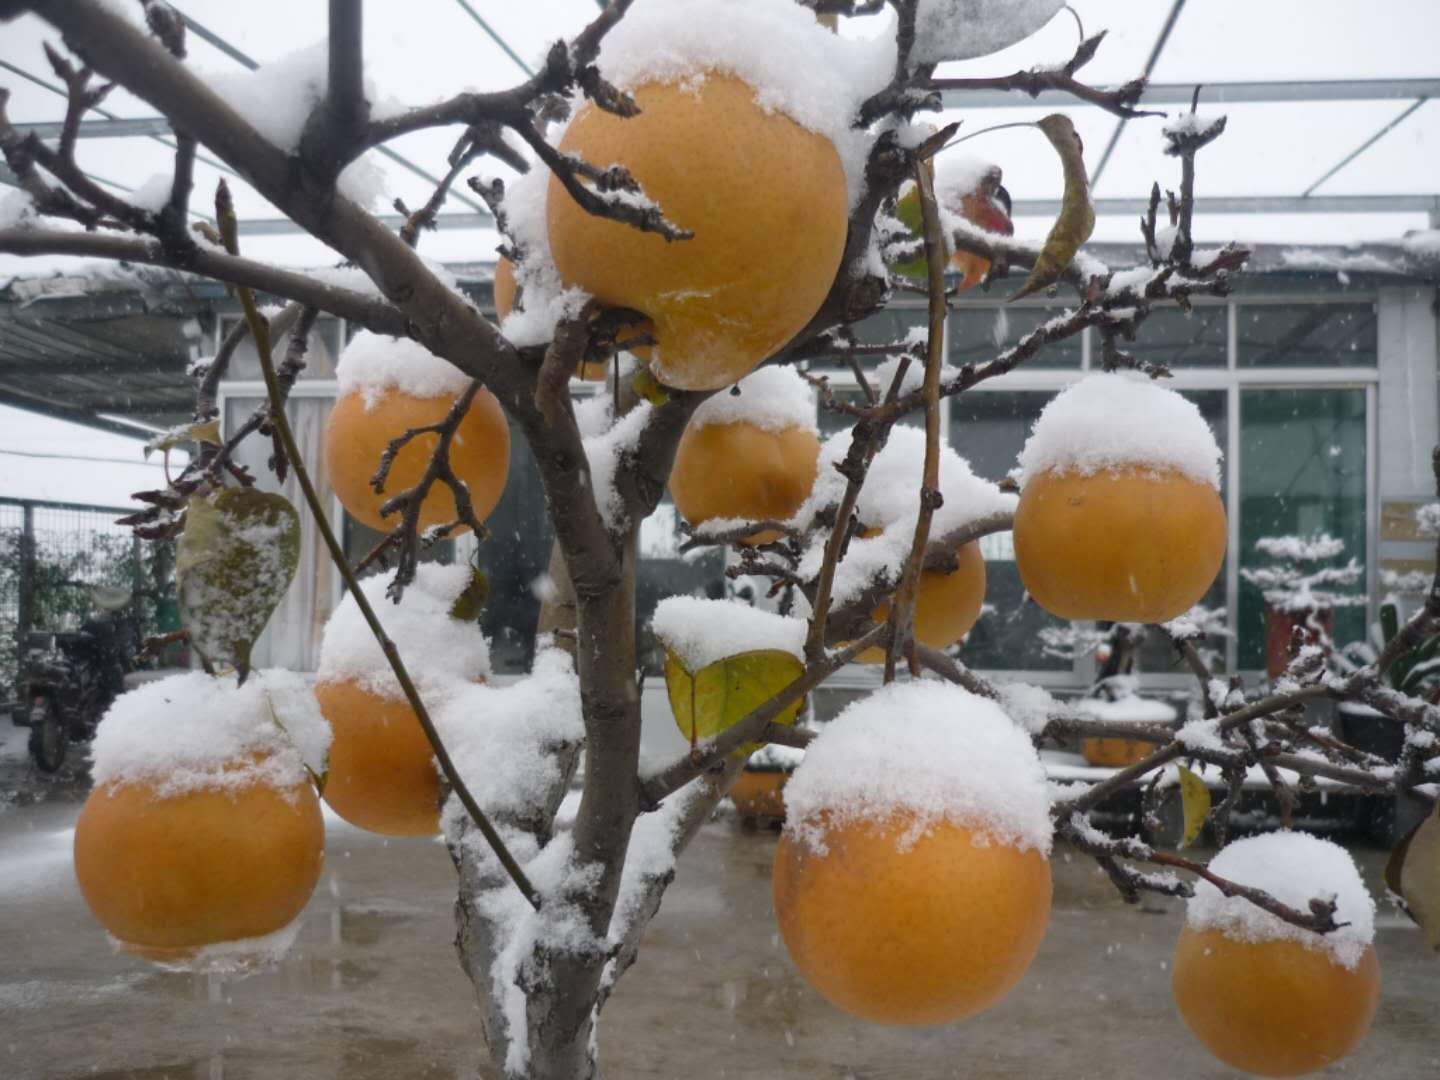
[1264,604,1333,680]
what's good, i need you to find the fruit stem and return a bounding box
[215,182,542,912]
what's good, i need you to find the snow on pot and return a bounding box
[730,743,805,822]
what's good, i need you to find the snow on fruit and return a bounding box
[494,255,612,381]
[315,564,491,837]
[797,426,1013,662]
[1013,373,1226,623]
[72,671,328,967]
[669,366,820,544]
[546,0,864,391]
[1171,832,1380,1077]
[324,331,510,533]
[773,681,1052,1025]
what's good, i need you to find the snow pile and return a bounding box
[1016,373,1222,488]
[497,154,590,349]
[317,564,491,701]
[90,669,329,797]
[436,647,583,828]
[1075,693,1175,725]
[141,919,305,977]
[582,400,654,532]
[797,426,1015,606]
[200,41,391,207]
[1416,503,1440,538]
[747,742,806,770]
[912,0,1066,65]
[467,834,603,1077]
[594,0,894,204]
[652,595,807,670]
[687,365,817,434]
[870,350,962,398]
[1186,832,1376,970]
[936,153,1000,202]
[995,679,1062,735]
[783,680,1052,854]
[1402,229,1440,257]
[0,189,36,229]
[335,330,471,410]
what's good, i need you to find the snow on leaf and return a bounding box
[176,488,299,682]
[911,0,1066,65]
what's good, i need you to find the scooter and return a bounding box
[16,585,142,772]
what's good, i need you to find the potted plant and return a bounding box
[1241,534,1365,679]
[729,742,804,824]
[1336,599,1440,760]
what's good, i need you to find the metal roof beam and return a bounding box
[16,81,1438,145]
[227,193,1440,236]
[940,77,1440,110]
[1304,97,1431,196]
[1090,0,1187,187]
[0,386,178,439]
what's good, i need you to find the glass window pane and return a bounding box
[219,315,340,381]
[1126,305,1226,368]
[1236,303,1377,368]
[949,389,1073,672]
[1238,388,1367,670]
[950,304,1080,370]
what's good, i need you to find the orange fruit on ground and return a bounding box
[493,256,613,380]
[729,767,790,820]
[325,384,510,533]
[73,767,324,961]
[1173,925,1380,1077]
[1014,465,1225,623]
[855,539,987,663]
[774,811,1051,1025]
[547,75,848,391]
[1079,736,1153,767]
[669,420,819,544]
[315,678,446,837]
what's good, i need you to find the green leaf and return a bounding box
[663,647,804,755]
[1010,114,1095,302]
[1176,765,1211,849]
[888,184,931,281]
[448,567,490,622]
[1394,802,1440,950]
[632,367,670,405]
[177,487,300,683]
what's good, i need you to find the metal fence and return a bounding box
[0,497,176,699]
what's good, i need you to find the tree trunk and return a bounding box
[453,527,642,1079]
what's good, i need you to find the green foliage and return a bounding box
[177,488,300,682]
[0,525,176,698]
[663,647,804,754]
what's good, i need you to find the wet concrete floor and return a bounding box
[1,789,1437,1080]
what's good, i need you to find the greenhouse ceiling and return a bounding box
[0,0,1436,282]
